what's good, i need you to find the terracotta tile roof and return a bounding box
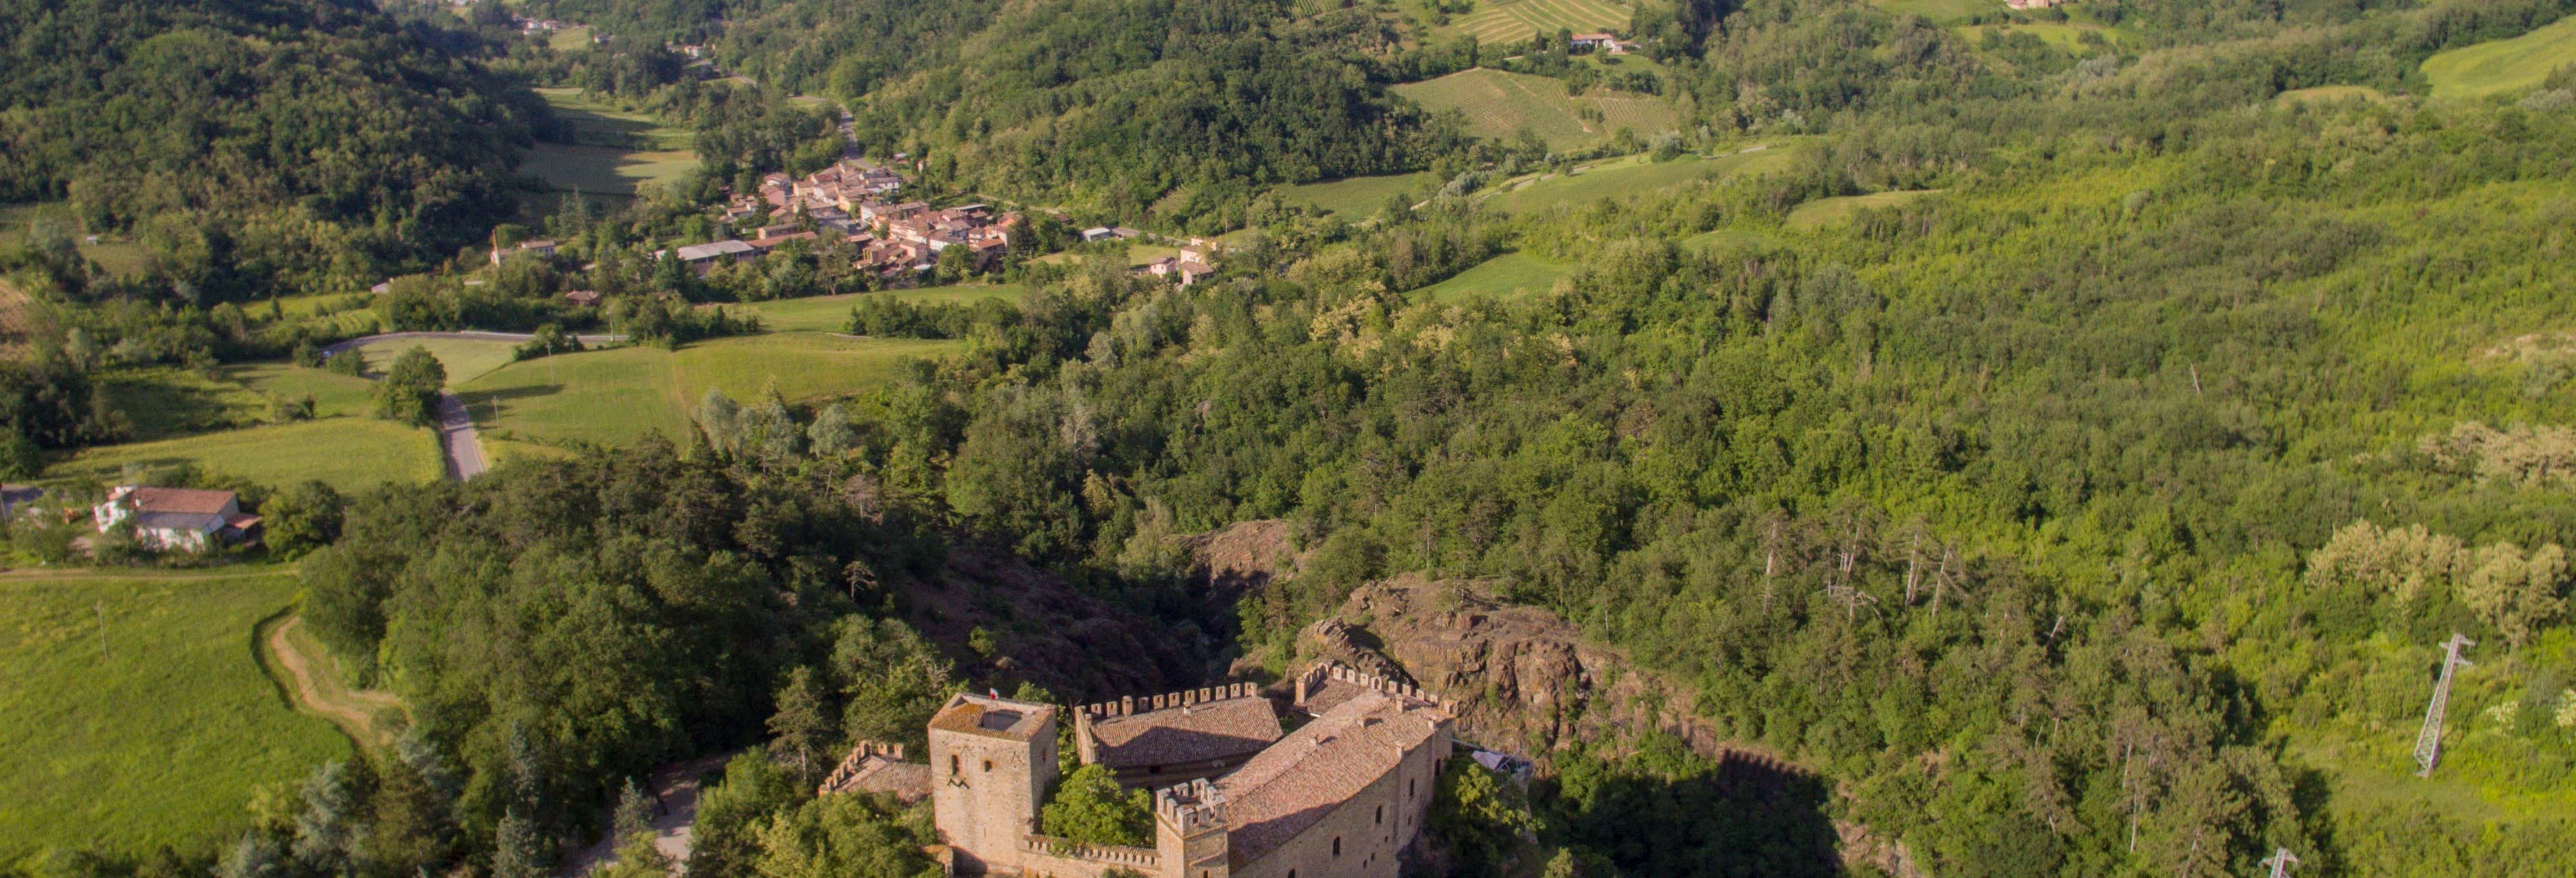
[132,487,236,515]
[1087,696,1281,769]
[1217,690,1445,867]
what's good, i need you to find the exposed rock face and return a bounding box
[1298,573,1738,762]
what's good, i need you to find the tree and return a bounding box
[769,666,836,786]
[808,404,859,457]
[689,754,803,878]
[748,793,938,878]
[2460,542,2568,648]
[0,430,40,479]
[373,346,447,426]
[491,812,545,878]
[327,348,367,377]
[616,777,658,841]
[290,760,369,875]
[1038,764,1151,846]
[261,480,344,558]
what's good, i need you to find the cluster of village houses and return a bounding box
[645,158,1221,286]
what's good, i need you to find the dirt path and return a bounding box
[263,614,403,750]
[563,751,740,876]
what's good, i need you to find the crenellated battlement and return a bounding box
[1020,835,1163,868]
[1294,661,1457,713]
[817,739,909,796]
[1076,681,1263,721]
[1153,778,1228,834]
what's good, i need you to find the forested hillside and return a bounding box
[0,0,541,297]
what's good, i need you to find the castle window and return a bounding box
[1409,778,1416,799]
[1333,837,1342,857]
[1375,804,1384,825]
[950,754,961,774]
[983,759,994,772]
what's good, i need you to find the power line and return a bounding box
[2262,847,2300,878]
[2413,632,2475,779]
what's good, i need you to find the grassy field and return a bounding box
[1282,172,1444,218]
[1955,21,2125,52]
[1679,227,1776,251]
[1438,0,1634,45]
[1393,68,1675,152]
[0,570,349,862]
[1868,0,1988,23]
[341,337,525,386]
[0,203,152,277]
[1785,190,1940,230]
[723,284,1031,332]
[2422,14,2576,99]
[1410,252,1573,303]
[525,88,699,196]
[547,25,594,52]
[98,364,380,441]
[50,418,443,492]
[460,334,965,447]
[2276,85,2393,105]
[1481,146,1798,213]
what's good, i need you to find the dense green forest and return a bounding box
[0,0,545,298]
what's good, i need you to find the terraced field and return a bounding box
[1393,68,1675,152]
[1442,0,1635,46]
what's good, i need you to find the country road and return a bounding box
[319,331,623,481]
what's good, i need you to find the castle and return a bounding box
[918,663,1456,878]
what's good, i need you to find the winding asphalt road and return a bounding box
[319,332,623,481]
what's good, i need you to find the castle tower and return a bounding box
[929,692,1060,875]
[1155,779,1230,878]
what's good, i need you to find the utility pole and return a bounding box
[2414,633,2475,778]
[2261,847,2299,878]
[96,600,108,661]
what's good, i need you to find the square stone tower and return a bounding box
[1155,778,1230,878]
[929,692,1060,874]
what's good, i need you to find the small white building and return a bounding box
[94,486,261,550]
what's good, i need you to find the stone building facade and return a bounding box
[924,663,1455,878]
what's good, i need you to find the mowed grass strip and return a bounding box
[2422,14,2576,98]
[0,570,349,861]
[460,334,965,448]
[1392,68,1674,152]
[1410,252,1573,303]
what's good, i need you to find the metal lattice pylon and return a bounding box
[2413,633,2475,778]
[2262,847,2300,878]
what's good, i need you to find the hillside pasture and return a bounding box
[459,333,965,448]
[50,418,443,492]
[0,570,349,862]
[1955,21,2124,52]
[1393,68,1674,152]
[1786,190,1940,230]
[98,364,379,441]
[723,284,1030,332]
[2422,14,2576,99]
[339,336,524,386]
[1481,147,1797,214]
[525,88,699,196]
[1440,0,1635,46]
[0,202,152,277]
[1282,172,1444,218]
[1868,0,1989,24]
[1409,252,1573,303]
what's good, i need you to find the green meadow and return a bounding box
[57,363,439,492]
[0,570,348,863]
[338,337,525,386]
[524,88,699,197]
[1391,68,1676,152]
[459,333,966,448]
[1481,147,1798,214]
[1785,190,1940,230]
[1410,252,1573,303]
[726,285,1032,332]
[0,203,152,277]
[2422,14,2576,99]
[1281,172,1444,218]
